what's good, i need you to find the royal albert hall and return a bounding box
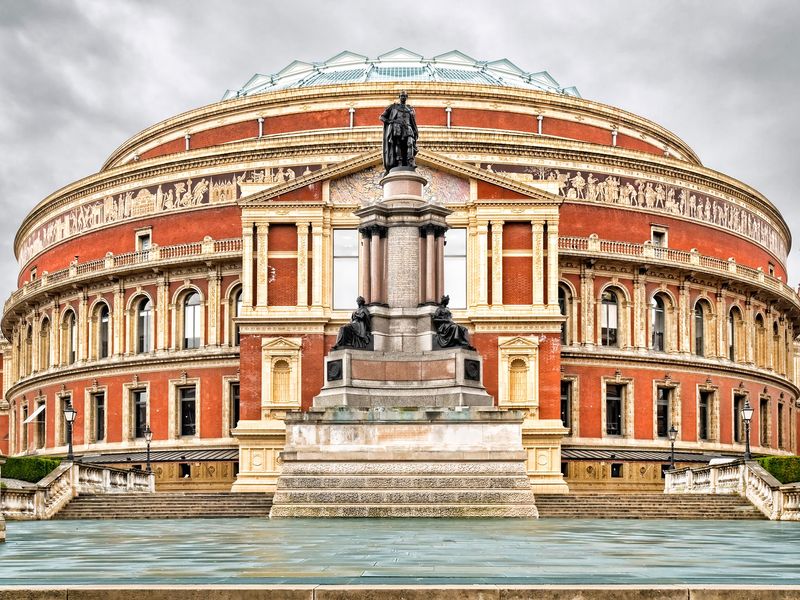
[2,49,799,493]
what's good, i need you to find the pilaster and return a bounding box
[678,281,690,354]
[546,220,559,308]
[256,223,269,308]
[311,222,324,308]
[156,276,169,351]
[296,223,309,308]
[491,220,503,306]
[531,220,545,306]
[241,225,254,309]
[580,264,595,346]
[113,282,125,357]
[476,222,489,307]
[207,267,221,346]
[78,291,88,362]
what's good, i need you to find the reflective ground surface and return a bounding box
[2,518,799,585]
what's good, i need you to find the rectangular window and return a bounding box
[35,401,46,449]
[133,389,148,439]
[698,390,711,441]
[94,393,105,442]
[444,228,467,309]
[778,403,785,449]
[180,387,196,436]
[230,382,241,430]
[733,394,746,443]
[768,262,775,277]
[57,397,69,446]
[656,387,671,438]
[560,380,572,431]
[760,398,770,447]
[606,384,623,436]
[136,230,152,251]
[611,463,623,478]
[332,229,358,310]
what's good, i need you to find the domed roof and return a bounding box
[223,48,580,100]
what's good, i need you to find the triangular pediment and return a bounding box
[324,51,369,66]
[239,149,562,207]
[432,50,477,66]
[262,336,302,351]
[377,48,424,62]
[498,336,540,350]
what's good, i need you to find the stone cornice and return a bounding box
[561,347,800,397]
[101,81,700,170]
[15,128,790,261]
[6,350,240,402]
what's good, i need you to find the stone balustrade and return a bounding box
[559,234,800,308]
[665,459,800,521]
[5,236,243,315]
[1,461,154,521]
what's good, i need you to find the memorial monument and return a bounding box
[269,93,538,517]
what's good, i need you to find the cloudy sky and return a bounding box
[1,0,799,303]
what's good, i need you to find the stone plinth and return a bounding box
[0,456,5,542]
[315,347,493,408]
[270,407,538,518]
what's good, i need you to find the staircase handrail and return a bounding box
[665,459,800,520]
[1,461,155,520]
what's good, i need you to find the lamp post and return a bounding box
[63,401,77,462]
[144,425,153,474]
[668,425,678,470]
[741,398,754,460]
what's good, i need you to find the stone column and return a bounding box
[436,231,445,301]
[51,304,60,367]
[311,222,324,308]
[417,231,426,305]
[476,222,489,307]
[30,315,40,373]
[744,300,755,365]
[256,223,269,308]
[580,264,595,346]
[491,220,503,306]
[678,282,690,354]
[715,292,726,359]
[359,228,371,303]
[296,223,309,308]
[370,228,383,304]
[241,225,254,309]
[546,220,559,308]
[425,226,436,303]
[156,276,169,351]
[114,282,125,357]
[532,220,545,306]
[78,292,88,362]
[207,267,221,346]
[633,275,647,350]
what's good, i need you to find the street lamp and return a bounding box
[63,402,77,462]
[741,398,754,460]
[668,425,678,470]
[144,425,153,474]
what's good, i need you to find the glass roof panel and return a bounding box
[225,49,580,99]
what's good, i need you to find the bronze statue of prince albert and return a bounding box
[380,90,418,174]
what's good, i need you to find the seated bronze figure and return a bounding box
[333,296,373,350]
[432,295,473,349]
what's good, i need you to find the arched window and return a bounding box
[650,295,666,351]
[773,321,782,371]
[694,303,705,357]
[65,311,77,365]
[600,290,619,347]
[234,288,242,346]
[728,307,743,362]
[558,285,573,345]
[509,358,528,404]
[755,315,766,367]
[272,359,291,403]
[98,305,110,359]
[183,292,201,349]
[137,298,153,353]
[24,325,33,375]
[39,318,51,369]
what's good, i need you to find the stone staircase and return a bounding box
[270,460,539,517]
[536,493,765,519]
[53,492,272,520]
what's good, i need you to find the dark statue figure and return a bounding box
[433,295,473,349]
[333,296,373,350]
[380,90,418,174]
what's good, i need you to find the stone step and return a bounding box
[277,475,531,489]
[54,493,273,520]
[269,504,538,518]
[272,489,536,505]
[278,461,528,476]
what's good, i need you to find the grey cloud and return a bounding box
[1,0,799,303]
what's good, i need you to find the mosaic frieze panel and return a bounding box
[19,165,321,265]
[483,163,787,261]
[330,165,469,206]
